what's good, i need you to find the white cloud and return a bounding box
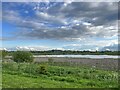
[82,22,92,26]
[64,44,81,47]
[0,48,7,51]
[36,12,51,19]
[6,46,65,51]
[53,48,64,50]
[16,46,51,51]
[63,0,74,7]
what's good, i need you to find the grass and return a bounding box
[2,62,118,88]
[3,73,83,88]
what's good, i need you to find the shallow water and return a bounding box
[34,55,119,59]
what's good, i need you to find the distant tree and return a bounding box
[12,51,33,63]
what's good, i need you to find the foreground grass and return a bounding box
[2,62,118,88]
[3,73,84,88]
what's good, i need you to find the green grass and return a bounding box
[3,73,84,88]
[2,62,118,88]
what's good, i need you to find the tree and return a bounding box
[12,51,33,63]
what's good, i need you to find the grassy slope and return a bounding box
[3,72,118,88]
[3,73,82,88]
[2,63,118,88]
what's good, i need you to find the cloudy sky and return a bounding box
[2,1,119,51]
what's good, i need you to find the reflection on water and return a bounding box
[34,55,119,59]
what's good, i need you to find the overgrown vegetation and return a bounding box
[0,50,8,59]
[2,62,118,88]
[12,51,33,63]
[2,50,119,88]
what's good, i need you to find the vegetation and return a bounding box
[2,50,119,88]
[6,50,119,55]
[12,51,33,63]
[30,50,120,55]
[0,50,8,59]
[48,58,54,64]
[2,62,118,88]
[36,65,47,74]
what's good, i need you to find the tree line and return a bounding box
[30,50,119,55]
[1,50,119,56]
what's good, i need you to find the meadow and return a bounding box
[2,60,118,88]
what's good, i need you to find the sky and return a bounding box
[1,1,119,51]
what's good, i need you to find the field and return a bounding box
[34,57,118,70]
[2,57,119,88]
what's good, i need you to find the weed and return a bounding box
[48,58,54,64]
[36,65,47,74]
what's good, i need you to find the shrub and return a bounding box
[65,77,76,82]
[12,51,33,63]
[36,65,47,74]
[86,81,96,87]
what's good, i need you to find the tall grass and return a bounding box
[2,62,118,88]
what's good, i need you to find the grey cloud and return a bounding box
[47,2,118,26]
[2,2,118,41]
[3,10,21,23]
[36,11,67,26]
[101,44,119,51]
[21,24,90,40]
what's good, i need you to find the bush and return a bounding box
[36,65,47,74]
[12,51,33,63]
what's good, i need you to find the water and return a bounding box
[34,55,119,59]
